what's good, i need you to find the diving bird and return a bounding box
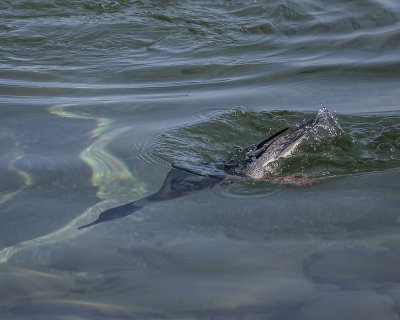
[245,115,319,179]
[78,111,322,229]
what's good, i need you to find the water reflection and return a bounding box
[0,103,150,263]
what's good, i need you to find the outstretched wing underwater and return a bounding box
[78,168,222,229]
[78,112,322,229]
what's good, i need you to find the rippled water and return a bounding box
[1,0,400,319]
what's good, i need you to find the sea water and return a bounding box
[1,1,400,319]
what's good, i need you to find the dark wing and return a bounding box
[147,168,221,201]
[78,202,142,229]
[246,127,289,160]
[78,168,221,229]
[255,127,289,150]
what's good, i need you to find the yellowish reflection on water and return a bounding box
[0,104,149,264]
[0,136,33,205]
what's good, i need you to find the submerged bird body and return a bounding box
[78,169,220,229]
[78,110,324,229]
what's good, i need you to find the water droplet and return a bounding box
[394,137,400,147]
[376,143,395,155]
[321,169,330,176]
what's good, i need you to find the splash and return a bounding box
[306,107,344,145]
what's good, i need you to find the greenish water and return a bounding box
[1,0,400,319]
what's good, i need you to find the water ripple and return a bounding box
[1,0,399,103]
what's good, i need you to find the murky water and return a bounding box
[1,0,400,319]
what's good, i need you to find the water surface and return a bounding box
[1,0,400,319]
